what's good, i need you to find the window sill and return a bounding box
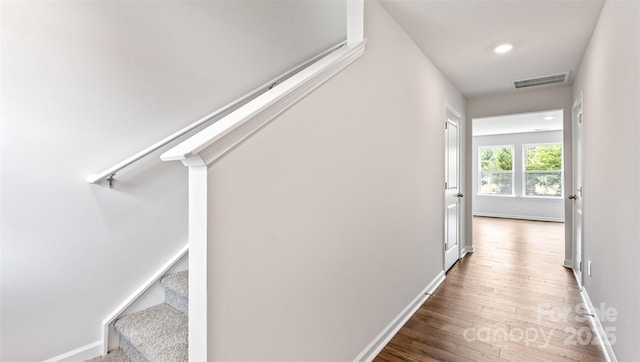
[476,194,564,200]
[476,194,516,198]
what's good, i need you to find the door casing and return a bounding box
[444,104,464,272]
[571,93,584,288]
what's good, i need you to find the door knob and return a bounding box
[456,193,464,198]
[568,195,577,200]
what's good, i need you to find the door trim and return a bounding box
[570,92,584,288]
[443,103,465,271]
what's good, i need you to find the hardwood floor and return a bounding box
[374,217,605,362]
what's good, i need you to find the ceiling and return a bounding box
[473,109,563,136]
[379,0,605,97]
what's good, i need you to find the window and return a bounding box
[479,146,514,196]
[523,144,563,197]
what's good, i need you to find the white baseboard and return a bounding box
[473,212,564,223]
[563,259,573,268]
[42,340,102,362]
[461,245,475,256]
[353,271,446,362]
[101,244,189,355]
[579,288,617,362]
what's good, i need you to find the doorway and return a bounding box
[471,110,565,222]
[470,110,567,265]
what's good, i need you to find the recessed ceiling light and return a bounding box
[494,43,513,54]
[544,115,554,120]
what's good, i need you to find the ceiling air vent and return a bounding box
[513,72,570,89]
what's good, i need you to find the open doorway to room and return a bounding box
[471,110,566,264]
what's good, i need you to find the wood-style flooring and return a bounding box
[374,217,606,362]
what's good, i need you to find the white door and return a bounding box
[571,96,584,287]
[444,108,462,271]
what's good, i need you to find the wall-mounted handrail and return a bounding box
[86,41,347,185]
[161,40,366,166]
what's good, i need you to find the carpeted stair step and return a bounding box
[115,303,188,362]
[86,348,131,362]
[160,271,188,315]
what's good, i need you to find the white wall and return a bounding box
[466,86,574,263]
[572,1,640,360]
[199,1,464,360]
[0,2,345,360]
[473,130,564,221]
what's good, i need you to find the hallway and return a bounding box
[375,217,606,361]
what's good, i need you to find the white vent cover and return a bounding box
[513,72,570,89]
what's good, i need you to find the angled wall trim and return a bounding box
[42,341,102,362]
[161,41,366,166]
[353,271,446,362]
[579,288,618,362]
[100,244,189,355]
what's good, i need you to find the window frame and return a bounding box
[477,144,515,197]
[521,142,564,199]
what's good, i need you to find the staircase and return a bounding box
[87,271,188,362]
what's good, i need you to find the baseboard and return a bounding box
[353,271,446,362]
[101,244,188,355]
[461,245,475,256]
[573,270,583,291]
[473,212,564,223]
[563,259,573,268]
[42,340,102,362]
[579,288,617,362]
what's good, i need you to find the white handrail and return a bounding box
[86,41,347,185]
[161,40,366,165]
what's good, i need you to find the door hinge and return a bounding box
[445,181,448,189]
[579,261,583,271]
[445,121,448,130]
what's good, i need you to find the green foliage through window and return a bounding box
[525,145,562,171]
[479,146,513,195]
[481,147,513,171]
[524,144,562,197]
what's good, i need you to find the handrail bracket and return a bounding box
[106,174,116,188]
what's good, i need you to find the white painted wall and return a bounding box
[199,1,464,360]
[466,86,574,264]
[0,2,345,360]
[472,130,565,222]
[572,1,640,360]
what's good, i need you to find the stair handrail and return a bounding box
[86,41,347,186]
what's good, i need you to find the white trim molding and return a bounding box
[85,41,346,185]
[347,0,364,46]
[473,212,564,223]
[100,244,188,355]
[161,41,366,166]
[42,341,102,362]
[579,288,617,362]
[563,259,574,268]
[445,103,463,119]
[572,267,582,290]
[353,271,446,362]
[461,245,475,257]
[187,163,209,362]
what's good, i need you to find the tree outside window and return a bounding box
[479,146,513,195]
[523,144,563,197]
